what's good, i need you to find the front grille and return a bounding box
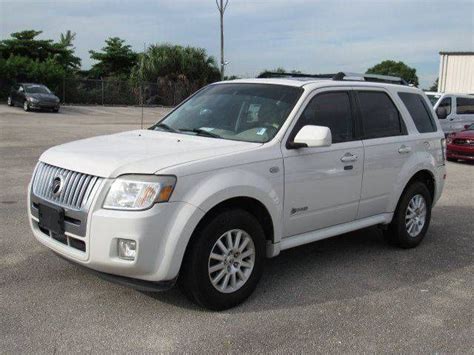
[453,138,474,146]
[32,162,103,210]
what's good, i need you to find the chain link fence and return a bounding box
[1,77,205,107]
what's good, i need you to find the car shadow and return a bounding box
[142,204,473,313]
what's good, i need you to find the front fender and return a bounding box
[172,164,284,241]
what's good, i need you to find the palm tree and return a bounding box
[59,30,76,48]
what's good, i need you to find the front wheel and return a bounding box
[23,101,29,111]
[384,181,432,248]
[179,209,265,310]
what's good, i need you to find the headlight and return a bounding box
[103,175,176,210]
[28,97,39,102]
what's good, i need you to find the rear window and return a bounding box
[357,91,404,139]
[398,92,437,133]
[456,97,474,114]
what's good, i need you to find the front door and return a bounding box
[282,89,364,237]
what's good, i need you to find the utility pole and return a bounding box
[216,0,229,80]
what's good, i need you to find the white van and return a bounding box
[433,93,474,134]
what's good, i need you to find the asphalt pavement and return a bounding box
[1,104,472,353]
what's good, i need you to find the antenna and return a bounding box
[140,42,145,129]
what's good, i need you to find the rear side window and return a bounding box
[438,97,451,116]
[456,97,474,114]
[357,91,404,139]
[398,92,437,133]
[294,91,353,143]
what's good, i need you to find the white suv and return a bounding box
[28,72,446,310]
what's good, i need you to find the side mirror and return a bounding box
[436,107,447,119]
[289,125,332,149]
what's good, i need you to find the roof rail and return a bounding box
[257,72,336,79]
[332,72,408,85]
[257,71,409,86]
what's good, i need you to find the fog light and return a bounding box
[118,239,137,260]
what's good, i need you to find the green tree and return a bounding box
[89,37,138,78]
[429,78,439,91]
[0,56,66,98]
[366,60,419,86]
[0,30,80,71]
[132,44,220,84]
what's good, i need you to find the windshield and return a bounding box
[25,85,51,94]
[150,83,303,143]
[426,94,441,106]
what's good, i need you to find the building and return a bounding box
[438,52,474,94]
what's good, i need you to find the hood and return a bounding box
[39,130,259,178]
[27,93,59,101]
[454,130,474,139]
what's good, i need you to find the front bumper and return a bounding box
[29,101,59,110]
[29,182,205,283]
[447,146,474,161]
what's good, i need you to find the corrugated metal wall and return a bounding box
[438,54,474,94]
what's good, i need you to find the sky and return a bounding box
[1,0,473,88]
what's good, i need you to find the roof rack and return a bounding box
[257,71,408,85]
[257,72,336,79]
[332,72,408,85]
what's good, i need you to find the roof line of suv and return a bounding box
[258,71,409,86]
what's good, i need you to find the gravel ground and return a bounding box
[0,104,473,353]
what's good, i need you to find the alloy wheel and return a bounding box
[208,229,255,294]
[405,194,427,237]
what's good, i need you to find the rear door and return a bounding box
[282,88,364,237]
[435,96,453,133]
[355,89,412,219]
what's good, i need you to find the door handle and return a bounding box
[398,145,412,154]
[340,153,358,162]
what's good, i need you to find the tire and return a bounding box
[23,101,29,112]
[7,96,13,106]
[179,208,265,310]
[384,181,432,248]
[52,107,59,113]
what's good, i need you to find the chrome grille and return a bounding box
[32,162,103,210]
[453,138,474,146]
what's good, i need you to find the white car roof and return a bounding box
[223,78,422,93]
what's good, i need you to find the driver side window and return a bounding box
[438,97,452,117]
[293,91,354,144]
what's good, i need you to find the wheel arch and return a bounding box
[192,196,275,245]
[393,169,436,213]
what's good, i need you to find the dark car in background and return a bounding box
[7,83,60,112]
[447,124,474,162]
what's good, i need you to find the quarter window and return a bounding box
[398,92,437,133]
[456,97,474,114]
[293,92,353,143]
[357,91,404,139]
[438,97,452,117]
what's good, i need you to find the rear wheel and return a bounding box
[52,107,59,113]
[179,209,265,310]
[384,181,432,248]
[23,101,29,112]
[7,96,13,106]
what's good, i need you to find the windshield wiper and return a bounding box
[154,123,180,133]
[180,128,221,138]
